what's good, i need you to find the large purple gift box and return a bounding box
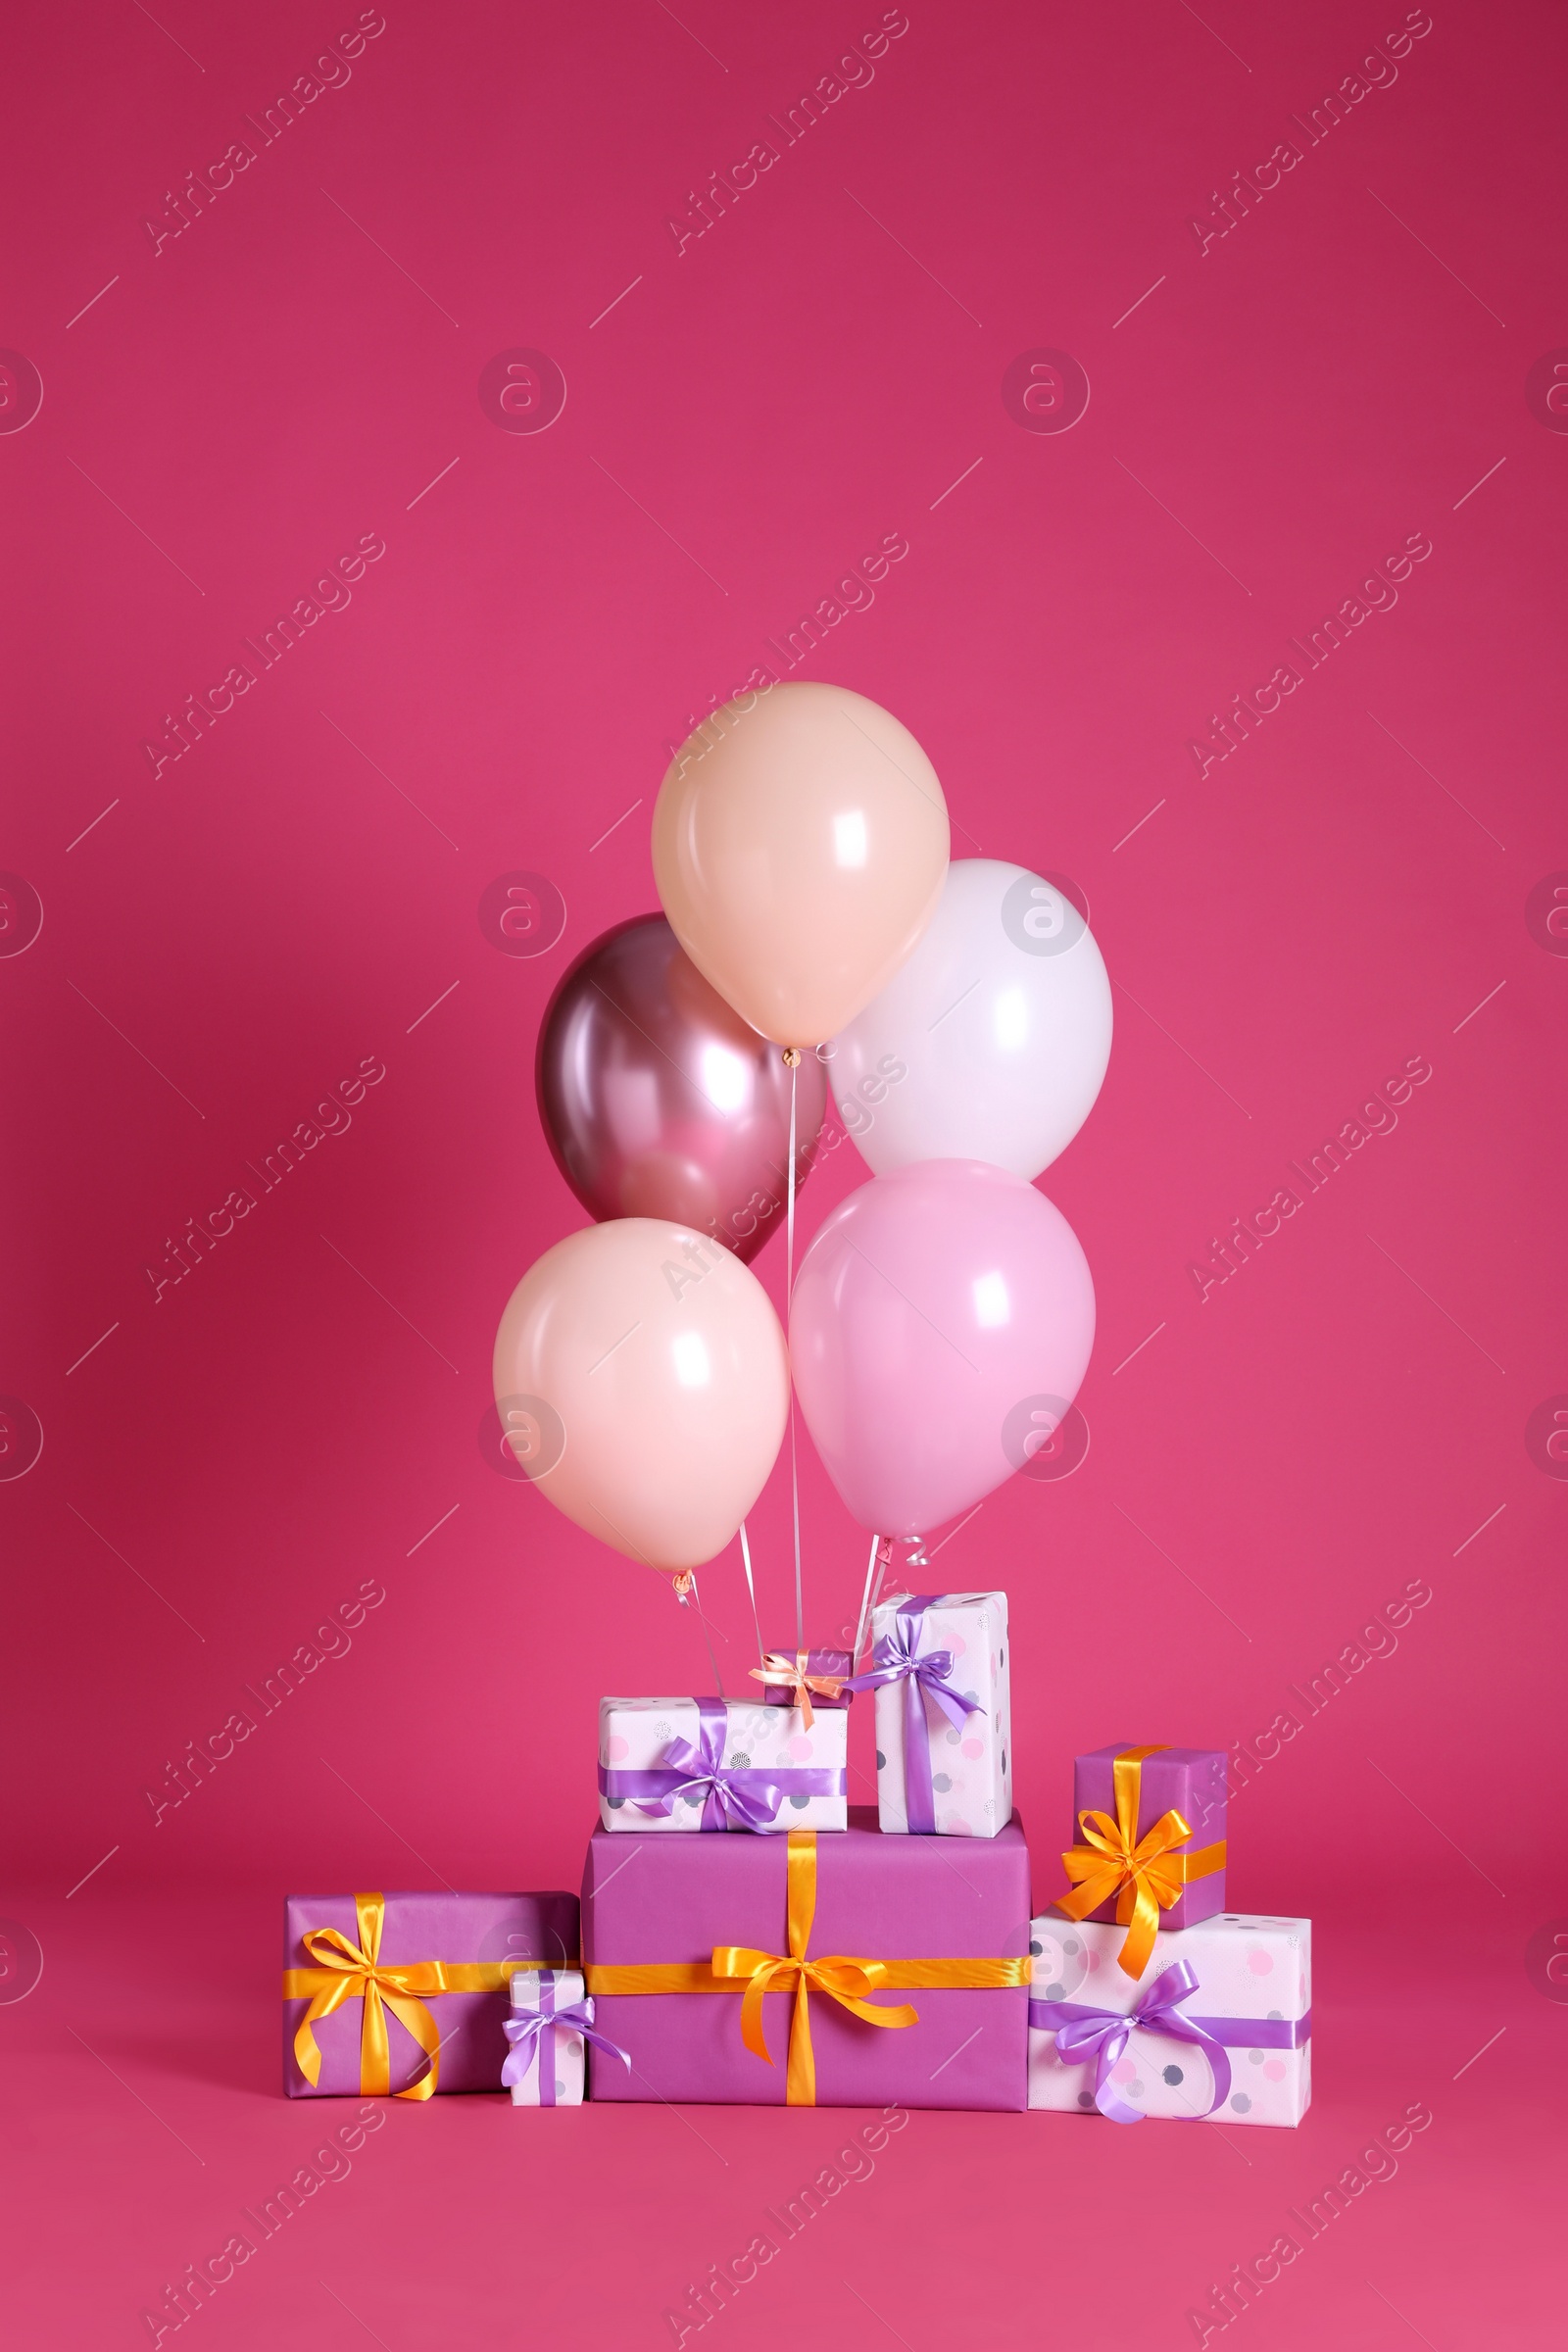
[581,1807,1031,2108]
[283,1889,579,2097]
[1069,1744,1228,1934]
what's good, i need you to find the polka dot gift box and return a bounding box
[1026,1913,1312,2127]
[597,1694,848,1832]
[852,1591,1011,1838]
[504,1968,630,2107]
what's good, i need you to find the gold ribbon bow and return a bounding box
[585,1831,1030,2105]
[1053,1745,1227,1979]
[746,1651,846,1731]
[282,1891,525,2100]
[710,1831,916,2103]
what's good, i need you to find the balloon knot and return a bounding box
[782,1048,802,1067]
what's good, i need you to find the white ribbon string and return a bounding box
[853,1530,881,1666]
[785,1053,804,1652]
[682,1568,724,1696]
[738,1519,763,1666]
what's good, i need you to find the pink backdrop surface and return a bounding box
[3,0,1564,2343]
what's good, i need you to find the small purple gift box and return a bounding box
[1053,1745,1228,1976]
[282,1889,578,2098]
[749,1647,854,1720]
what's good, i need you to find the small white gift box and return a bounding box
[505,1969,590,2106]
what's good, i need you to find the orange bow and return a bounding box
[710,1832,915,2102]
[282,1891,522,2099]
[585,1832,1030,2104]
[1053,1745,1227,1978]
[746,1651,846,1730]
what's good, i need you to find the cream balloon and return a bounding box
[652,682,950,1046]
[492,1218,788,1575]
[829,860,1112,1179]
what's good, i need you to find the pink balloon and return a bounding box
[493,1218,789,1575]
[789,1160,1095,1537]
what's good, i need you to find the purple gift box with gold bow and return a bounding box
[582,1810,1032,2108]
[1052,1744,1228,1977]
[282,1889,578,2098]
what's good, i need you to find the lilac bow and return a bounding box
[1029,1958,1311,2124]
[844,1598,985,1835]
[597,1697,844,1831]
[503,1988,629,2107]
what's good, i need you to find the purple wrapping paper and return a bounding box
[282,1890,579,2097]
[757,1646,854,1708]
[1070,1745,1227,1934]
[582,1805,1030,2109]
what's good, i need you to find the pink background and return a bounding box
[3,0,1564,2342]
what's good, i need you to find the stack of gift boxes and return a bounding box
[283,1591,1311,2122]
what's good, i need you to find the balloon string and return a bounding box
[786,1054,803,1651]
[738,1519,763,1667]
[853,1530,880,1666]
[683,1568,724,1697]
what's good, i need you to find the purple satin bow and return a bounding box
[598,1696,844,1832]
[1029,1958,1311,2124]
[844,1598,985,1835]
[503,1984,629,2107]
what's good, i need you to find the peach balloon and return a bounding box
[652,682,950,1046]
[492,1218,789,1575]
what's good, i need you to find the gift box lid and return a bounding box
[877,1590,1006,1612]
[583,1805,1030,1961]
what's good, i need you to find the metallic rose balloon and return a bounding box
[536,916,827,1264]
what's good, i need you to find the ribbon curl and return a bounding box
[1030,1960,1311,2124]
[283,1891,521,2100]
[747,1649,848,1730]
[844,1599,984,1834]
[1053,1745,1226,1977]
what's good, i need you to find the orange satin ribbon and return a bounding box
[746,1651,846,1731]
[1053,1745,1227,1979]
[584,1831,1030,2105]
[282,1891,525,2099]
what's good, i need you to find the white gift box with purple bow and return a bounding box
[853,1592,1011,1838]
[1027,1912,1312,2126]
[504,1968,630,2106]
[596,1695,849,1833]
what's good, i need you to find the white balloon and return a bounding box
[828,858,1111,1180]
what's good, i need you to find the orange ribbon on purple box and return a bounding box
[1053,1745,1226,1978]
